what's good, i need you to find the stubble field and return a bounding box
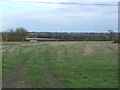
[1,41,118,88]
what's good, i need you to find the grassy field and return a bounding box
[2,41,118,88]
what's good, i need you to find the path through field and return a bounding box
[2,45,34,88]
[2,41,118,88]
[2,42,66,88]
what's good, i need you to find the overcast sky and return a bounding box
[0,0,118,32]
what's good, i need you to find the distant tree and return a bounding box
[108,30,116,40]
[15,27,28,41]
[2,27,28,41]
[3,29,15,41]
[2,31,8,41]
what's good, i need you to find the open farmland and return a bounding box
[2,41,118,88]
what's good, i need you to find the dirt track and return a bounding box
[2,51,31,88]
[41,49,66,88]
[2,43,66,88]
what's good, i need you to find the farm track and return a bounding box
[42,60,66,88]
[32,47,66,88]
[2,41,118,88]
[2,57,30,88]
[2,47,37,88]
[2,45,66,88]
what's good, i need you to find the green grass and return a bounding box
[1,41,43,45]
[51,53,118,88]
[48,45,118,88]
[2,41,118,88]
[1,42,26,45]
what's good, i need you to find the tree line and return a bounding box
[28,30,118,41]
[2,27,28,41]
[1,27,119,41]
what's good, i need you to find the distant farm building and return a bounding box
[25,38,59,42]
